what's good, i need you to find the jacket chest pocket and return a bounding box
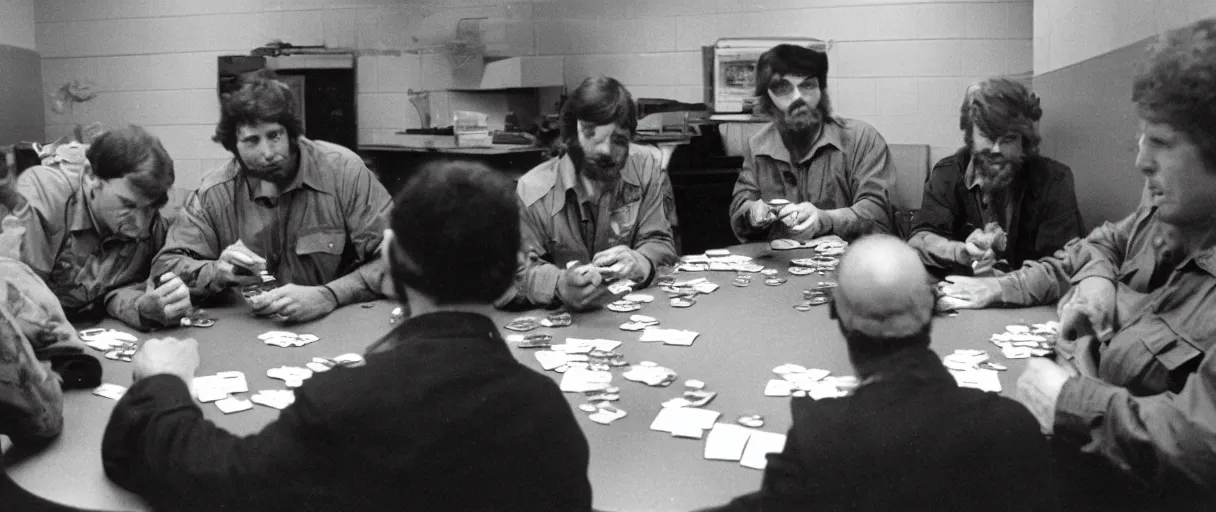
[295,229,347,281]
[606,204,638,247]
[1106,317,1204,395]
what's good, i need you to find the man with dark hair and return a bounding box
[0,124,192,330]
[938,18,1216,509]
[910,78,1084,277]
[499,75,677,311]
[153,72,391,322]
[707,235,1053,512]
[730,44,896,242]
[102,161,593,511]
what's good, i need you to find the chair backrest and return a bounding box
[888,144,930,239]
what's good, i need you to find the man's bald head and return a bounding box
[834,235,935,340]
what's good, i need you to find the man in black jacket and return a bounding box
[910,78,1084,278]
[100,161,593,511]
[706,235,1056,512]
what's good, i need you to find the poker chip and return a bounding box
[760,269,779,276]
[793,302,813,311]
[669,297,696,308]
[766,199,790,208]
[737,414,765,428]
[623,293,655,303]
[788,266,815,276]
[764,277,787,286]
[619,322,647,331]
[684,379,705,390]
[607,300,642,312]
[630,314,658,324]
[579,403,598,413]
[504,316,541,331]
[731,279,751,287]
[540,312,573,328]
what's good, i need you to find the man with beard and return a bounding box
[730,44,896,242]
[499,76,677,311]
[909,78,1084,277]
[938,18,1216,510]
[153,71,391,322]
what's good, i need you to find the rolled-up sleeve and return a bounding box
[995,210,1138,306]
[729,142,772,243]
[821,125,895,238]
[152,191,229,300]
[1055,348,1216,489]
[325,162,392,306]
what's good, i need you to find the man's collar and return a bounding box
[248,137,333,201]
[389,311,508,353]
[752,117,844,164]
[852,346,954,386]
[549,151,640,216]
[963,152,980,191]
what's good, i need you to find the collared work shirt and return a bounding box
[502,144,678,307]
[910,149,1085,276]
[999,206,1216,492]
[152,137,390,305]
[5,164,166,330]
[729,117,895,242]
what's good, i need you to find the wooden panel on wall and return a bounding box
[1033,37,1154,228]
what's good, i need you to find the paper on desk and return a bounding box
[951,369,1002,393]
[650,407,721,434]
[559,367,613,393]
[704,423,755,461]
[740,431,787,470]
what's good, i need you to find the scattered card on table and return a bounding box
[764,379,794,397]
[704,423,755,461]
[650,407,721,433]
[739,431,787,470]
[93,383,127,400]
[215,397,253,414]
[559,367,613,393]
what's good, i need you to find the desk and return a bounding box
[3,243,1055,512]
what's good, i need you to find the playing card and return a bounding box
[671,426,705,439]
[92,383,127,400]
[306,362,332,373]
[704,423,754,461]
[764,379,794,397]
[650,407,720,433]
[250,390,295,410]
[952,369,1003,393]
[264,336,295,348]
[588,407,627,425]
[258,331,298,341]
[559,367,613,393]
[214,397,253,414]
[535,350,569,370]
[216,371,248,393]
[693,282,720,294]
[739,431,787,470]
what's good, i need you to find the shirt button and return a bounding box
[1154,237,1164,247]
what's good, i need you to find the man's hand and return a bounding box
[132,337,200,383]
[746,200,778,228]
[780,202,825,237]
[1014,358,1073,434]
[216,240,266,287]
[936,275,1002,310]
[248,284,338,323]
[556,264,611,311]
[137,272,193,326]
[592,245,651,282]
[1058,277,1117,342]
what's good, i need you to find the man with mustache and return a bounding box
[153,71,391,322]
[909,78,1084,278]
[730,44,896,242]
[938,18,1216,509]
[499,76,677,311]
[0,125,192,331]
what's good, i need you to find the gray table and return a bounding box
[3,243,1056,512]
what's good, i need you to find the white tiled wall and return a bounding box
[0,0,37,50]
[37,0,1032,189]
[1033,0,1216,76]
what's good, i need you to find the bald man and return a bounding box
[706,235,1056,512]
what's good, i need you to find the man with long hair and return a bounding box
[153,71,390,322]
[499,76,677,311]
[910,78,1084,277]
[940,18,1216,509]
[729,44,896,242]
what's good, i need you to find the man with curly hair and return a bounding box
[153,71,391,322]
[939,18,1216,509]
[729,44,897,242]
[909,78,1084,277]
